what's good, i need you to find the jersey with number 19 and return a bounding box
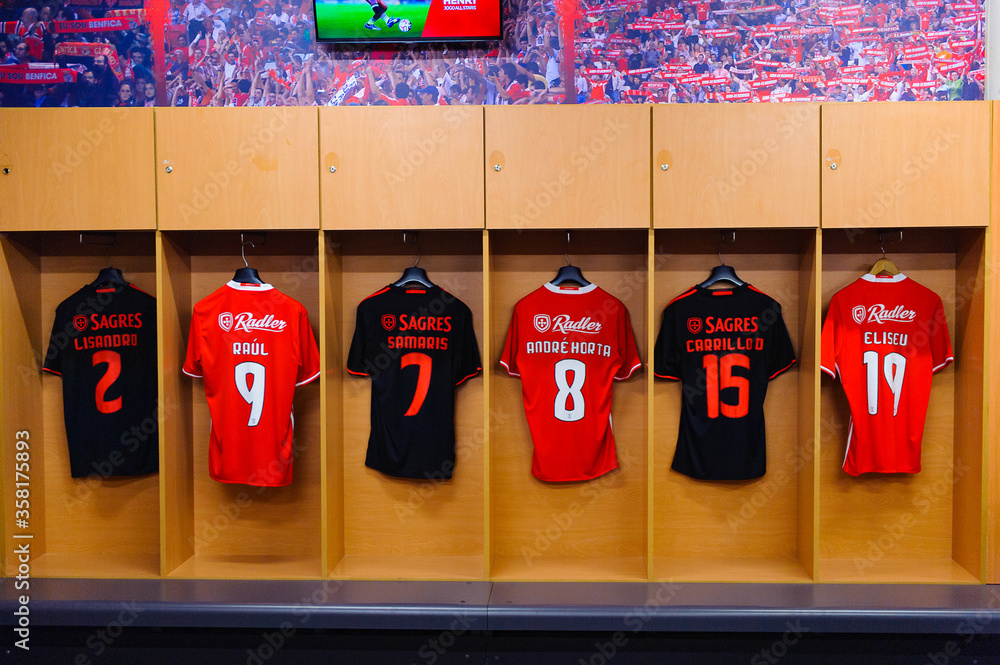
[820,273,953,475]
[183,281,320,487]
[500,283,642,482]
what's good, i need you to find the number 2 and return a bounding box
[92,350,122,414]
[235,361,265,426]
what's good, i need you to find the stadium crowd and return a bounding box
[0,0,986,106]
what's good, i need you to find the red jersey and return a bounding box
[183,281,320,486]
[821,274,952,475]
[500,283,642,481]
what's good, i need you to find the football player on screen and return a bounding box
[364,0,400,31]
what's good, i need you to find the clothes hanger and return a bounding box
[868,233,901,276]
[232,235,264,284]
[84,234,127,287]
[549,232,591,286]
[698,232,744,287]
[394,232,435,287]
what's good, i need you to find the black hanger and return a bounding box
[549,232,591,287]
[91,266,127,288]
[699,233,744,288]
[233,237,264,285]
[394,232,435,288]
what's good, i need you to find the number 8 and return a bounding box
[554,358,586,422]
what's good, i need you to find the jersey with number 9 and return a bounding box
[183,281,320,487]
[500,283,642,482]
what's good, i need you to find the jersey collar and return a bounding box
[861,273,907,283]
[227,280,274,291]
[544,282,598,295]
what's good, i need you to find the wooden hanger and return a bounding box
[869,233,901,276]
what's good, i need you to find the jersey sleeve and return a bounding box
[346,302,370,377]
[182,312,204,378]
[653,304,680,380]
[819,296,839,380]
[499,305,520,377]
[42,305,67,376]
[930,295,954,372]
[766,301,797,380]
[296,307,321,386]
[454,303,482,386]
[614,304,642,380]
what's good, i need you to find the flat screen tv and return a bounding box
[312,0,500,43]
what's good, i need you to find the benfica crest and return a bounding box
[381,314,396,331]
[218,312,233,331]
[852,306,865,325]
[533,314,551,333]
[687,317,702,334]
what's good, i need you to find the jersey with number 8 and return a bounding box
[821,273,953,475]
[500,283,642,482]
[183,281,320,487]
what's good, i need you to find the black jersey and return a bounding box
[654,284,796,480]
[42,282,158,478]
[347,284,482,479]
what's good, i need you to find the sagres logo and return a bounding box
[218,312,233,331]
[687,317,702,334]
[852,306,865,325]
[382,314,396,331]
[860,304,917,325]
[533,314,551,333]
[73,315,88,331]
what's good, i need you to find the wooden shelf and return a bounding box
[31,552,160,580]
[167,553,322,580]
[651,556,813,584]
[817,558,980,585]
[330,555,484,581]
[490,556,648,582]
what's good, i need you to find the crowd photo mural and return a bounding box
[0,0,987,106]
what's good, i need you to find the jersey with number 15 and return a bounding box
[500,283,642,482]
[183,281,320,487]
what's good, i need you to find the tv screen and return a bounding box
[313,0,500,43]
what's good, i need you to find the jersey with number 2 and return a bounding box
[183,281,320,487]
[500,283,642,482]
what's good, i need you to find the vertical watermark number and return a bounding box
[12,429,32,651]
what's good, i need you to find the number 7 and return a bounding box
[401,352,432,416]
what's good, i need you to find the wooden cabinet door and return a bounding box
[485,106,650,229]
[320,106,484,229]
[155,108,319,230]
[653,104,820,228]
[0,109,155,231]
[821,101,990,228]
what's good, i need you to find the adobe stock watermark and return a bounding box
[72,601,142,665]
[50,109,130,178]
[245,579,346,665]
[408,610,478,665]
[578,581,682,665]
[386,105,477,184]
[509,116,629,228]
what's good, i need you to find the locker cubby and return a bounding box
[0,231,160,578]
[818,228,986,584]
[487,229,648,581]
[158,230,322,579]
[324,230,486,580]
[650,229,818,583]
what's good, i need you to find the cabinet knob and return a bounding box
[2,167,9,175]
[829,163,838,170]
[165,166,173,174]
[660,164,669,171]
[329,166,337,174]
[493,164,502,172]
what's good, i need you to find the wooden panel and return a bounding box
[819,558,979,584]
[821,102,990,228]
[653,104,820,229]
[155,108,320,230]
[335,231,485,579]
[321,232,344,575]
[485,106,650,229]
[481,229,492,580]
[651,230,811,582]
[320,107,484,230]
[989,104,1000,584]
[0,109,155,231]
[818,229,967,582]
[797,229,820,579]
[0,235,44,576]
[163,231,322,579]
[158,232,194,574]
[488,230,647,581]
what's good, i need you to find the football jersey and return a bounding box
[500,283,642,482]
[654,284,797,481]
[183,281,320,487]
[42,282,158,478]
[820,273,953,475]
[347,284,481,479]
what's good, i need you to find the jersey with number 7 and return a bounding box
[500,283,642,482]
[821,274,953,475]
[183,281,320,487]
